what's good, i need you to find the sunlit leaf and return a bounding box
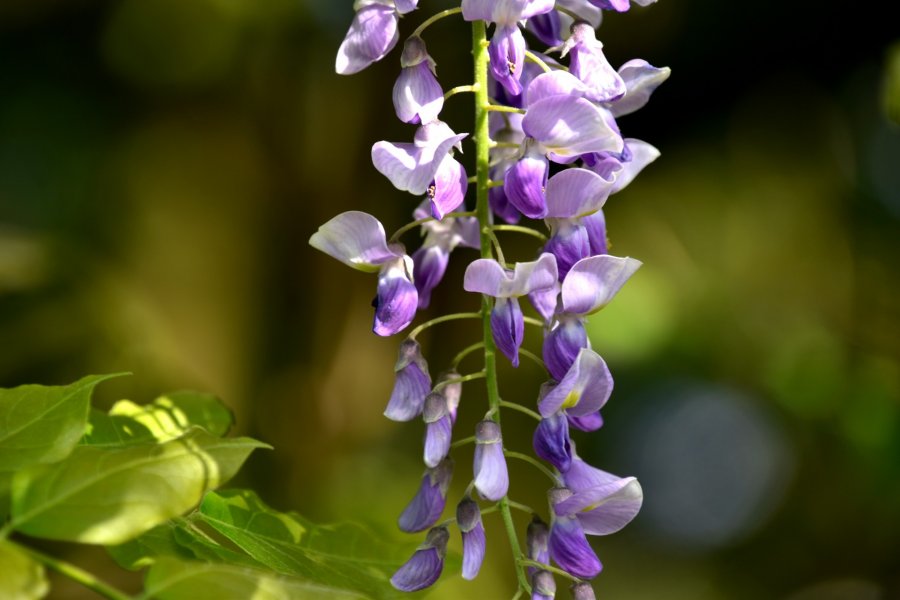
[143,558,368,600]
[0,374,125,472]
[9,429,269,544]
[192,490,406,600]
[83,391,233,447]
[0,541,49,600]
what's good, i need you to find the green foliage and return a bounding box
[0,377,408,600]
[0,541,49,600]
[885,41,900,126]
[0,374,125,473]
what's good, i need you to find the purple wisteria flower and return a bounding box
[532,570,557,600]
[393,36,444,124]
[526,516,551,576]
[608,60,671,117]
[571,582,597,600]
[398,458,453,533]
[461,0,555,95]
[391,525,449,592]
[560,23,626,103]
[464,253,558,365]
[309,211,418,336]
[547,487,602,579]
[384,338,431,421]
[336,0,419,75]
[542,254,641,380]
[533,411,573,473]
[372,120,468,220]
[411,202,479,308]
[423,392,453,467]
[589,0,658,13]
[560,454,643,536]
[473,420,508,501]
[456,496,486,580]
[538,348,613,419]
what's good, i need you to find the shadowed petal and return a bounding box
[557,475,643,536]
[528,279,559,323]
[393,47,443,124]
[412,244,449,309]
[526,70,589,106]
[609,139,660,194]
[609,59,670,117]
[491,297,525,366]
[561,23,626,103]
[571,582,597,600]
[391,526,449,592]
[538,348,613,418]
[542,317,589,381]
[533,412,573,472]
[582,210,608,256]
[532,570,557,600]
[430,155,467,219]
[473,421,508,501]
[544,167,613,219]
[384,339,431,421]
[336,3,399,75]
[505,146,549,218]
[489,24,525,96]
[423,393,453,467]
[544,220,590,281]
[374,257,418,336]
[548,514,602,579]
[398,460,453,533]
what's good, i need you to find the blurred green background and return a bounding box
[1,0,899,598]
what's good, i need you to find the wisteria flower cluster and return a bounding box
[312,0,668,596]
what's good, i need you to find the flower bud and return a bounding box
[473,420,508,501]
[390,525,449,592]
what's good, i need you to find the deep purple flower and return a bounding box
[568,411,604,432]
[504,139,550,218]
[423,392,453,468]
[372,120,468,219]
[391,525,449,592]
[336,1,400,75]
[464,254,558,365]
[393,36,443,124]
[542,317,589,381]
[384,338,431,421]
[547,488,602,579]
[532,570,557,599]
[398,459,453,533]
[533,411,573,472]
[561,23,626,103]
[473,420,509,501]
[309,211,418,336]
[456,496,486,580]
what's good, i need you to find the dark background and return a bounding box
[1,0,899,598]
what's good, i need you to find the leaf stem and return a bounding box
[412,7,463,38]
[504,450,560,484]
[444,84,477,100]
[498,400,542,422]
[486,104,526,114]
[473,19,532,596]
[432,371,486,392]
[15,543,134,600]
[517,558,585,583]
[491,224,548,242]
[408,312,481,340]
[517,348,546,370]
[523,315,547,329]
[451,435,477,449]
[452,342,485,369]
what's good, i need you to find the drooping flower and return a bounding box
[456,496,486,580]
[423,392,453,468]
[608,60,670,117]
[533,411,573,472]
[336,0,418,75]
[398,459,453,533]
[464,254,558,365]
[384,338,431,421]
[532,570,557,599]
[309,211,418,336]
[560,454,643,535]
[560,23,626,103]
[391,525,449,592]
[411,201,479,308]
[436,370,463,424]
[393,36,444,124]
[372,120,468,219]
[473,420,509,501]
[571,582,597,600]
[526,516,551,576]
[547,487,602,579]
[538,348,613,419]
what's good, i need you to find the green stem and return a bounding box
[498,400,542,422]
[451,434,477,449]
[389,211,476,242]
[15,543,133,600]
[444,84,476,100]
[524,50,557,73]
[408,312,481,340]
[433,371,486,392]
[473,19,532,596]
[517,347,546,370]
[506,499,539,515]
[504,450,560,484]
[452,342,485,369]
[412,7,463,37]
[491,224,548,242]
[486,104,526,114]
[517,558,585,584]
[483,227,506,265]
[523,315,546,329]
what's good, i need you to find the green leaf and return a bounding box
[192,490,406,600]
[9,429,269,544]
[83,391,233,447]
[143,558,368,600]
[0,374,125,472]
[0,541,49,600]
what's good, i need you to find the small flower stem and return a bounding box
[517,558,585,584]
[444,84,477,100]
[14,543,133,600]
[451,435,477,449]
[473,19,532,596]
[389,211,477,242]
[525,50,562,73]
[491,224,548,242]
[489,141,521,149]
[506,499,539,515]
[483,227,506,265]
[498,400,542,422]
[504,450,560,484]
[517,348,546,370]
[408,312,481,340]
[452,342,485,369]
[554,6,583,23]
[486,104,526,114]
[433,371,486,392]
[523,316,546,329]
[467,176,504,188]
[412,7,463,38]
